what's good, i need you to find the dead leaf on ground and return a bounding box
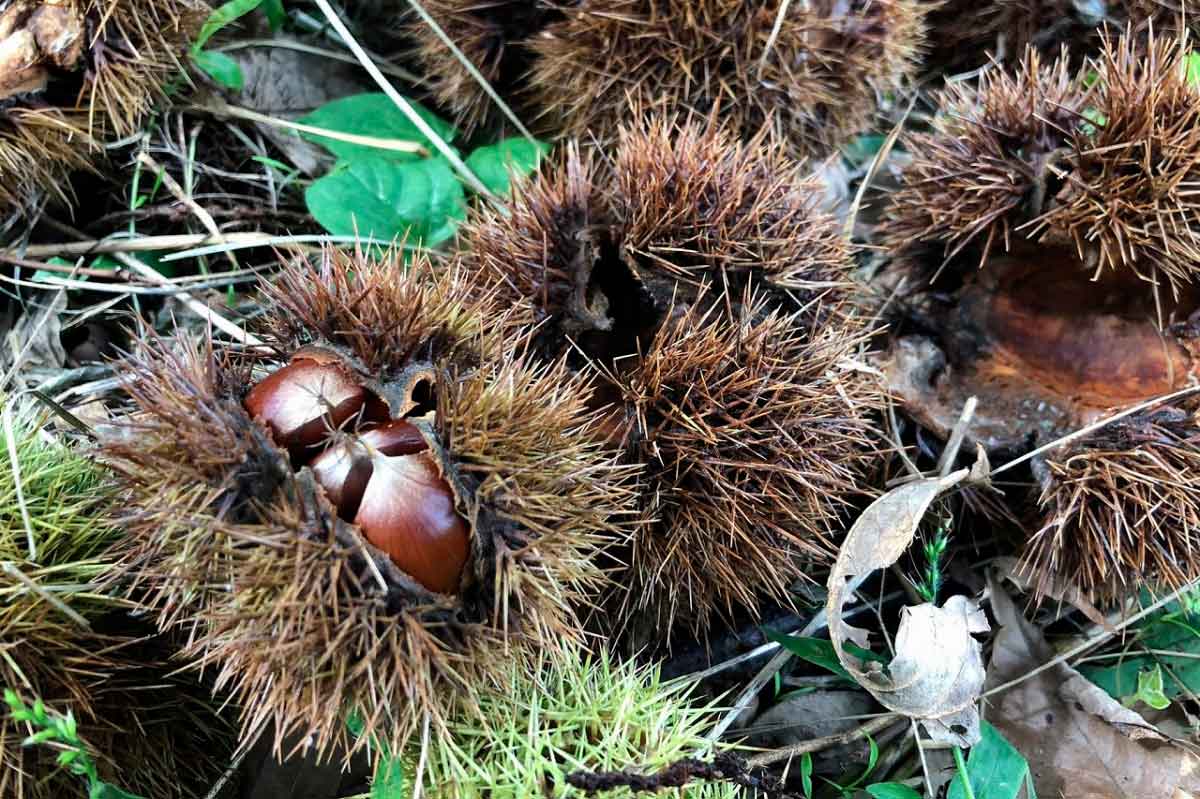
[986,571,1200,799]
[826,466,990,746]
[3,289,66,381]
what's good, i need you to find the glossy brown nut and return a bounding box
[309,420,470,595]
[244,356,380,457]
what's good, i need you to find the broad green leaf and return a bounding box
[866,784,923,799]
[464,137,550,195]
[371,756,406,799]
[192,50,244,91]
[1187,52,1200,87]
[306,156,465,247]
[800,752,813,798]
[842,134,886,164]
[262,0,285,30]
[194,0,264,51]
[298,94,456,163]
[947,721,1031,799]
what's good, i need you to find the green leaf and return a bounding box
[866,784,924,799]
[1124,665,1171,711]
[193,0,264,51]
[947,721,1031,799]
[371,755,406,799]
[262,0,285,30]
[305,156,465,247]
[764,631,887,679]
[464,137,550,195]
[1187,51,1200,87]
[842,134,886,164]
[1081,604,1200,701]
[90,783,147,799]
[800,752,813,798]
[298,94,456,163]
[192,50,244,91]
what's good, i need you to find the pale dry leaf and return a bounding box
[992,555,1110,630]
[826,466,990,746]
[986,571,1200,799]
[4,290,66,381]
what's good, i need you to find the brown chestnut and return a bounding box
[309,421,470,595]
[244,352,384,458]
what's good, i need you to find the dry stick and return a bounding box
[845,94,919,240]
[309,0,493,198]
[111,252,264,346]
[0,562,91,629]
[2,403,37,562]
[137,152,225,244]
[746,713,898,768]
[992,383,1200,477]
[405,0,537,143]
[758,0,797,74]
[2,232,388,260]
[206,99,427,157]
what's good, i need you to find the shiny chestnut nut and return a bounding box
[309,420,470,595]
[244,350,387,459]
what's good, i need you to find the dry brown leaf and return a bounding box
[826,466,990,746]
[992,555,1111,631]
[986,571,1200,799]
[4,290,66,380]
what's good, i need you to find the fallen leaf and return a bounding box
[986,571,1200,799]
[993,555,1110,630]
[4,290,66,380]
[826,467,990,746]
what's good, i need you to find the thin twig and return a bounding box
[0,562,91,629]
[746,714,899,767]
[3,232,392,260]
[205,99,427,157]
[2,404,37,562]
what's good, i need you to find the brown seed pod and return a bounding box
[408,0,926,158]
[1021,406,1200,602]
[925,0,1197,72]
[457,118,883,637]
[0,0,206,215]
[406,0,559,135]
[100,247,636,761]
[881,32,1200,600]
[524,0,927,159]
[457,119,856,368]
[610,287,884,637]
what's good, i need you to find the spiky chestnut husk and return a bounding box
[1019,406,1200,603]
[456,120,856,367]
[881,34,1200,453]
[406,0,559,136]
[0,411,233,799]
[100,248,637,763]
[608,287,884,638]
[522,0,926,159]
[0,0,206,215]
[408,646,737,798]
[925,0,1196,72]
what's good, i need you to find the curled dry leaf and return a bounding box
[985,571,1199,799]
[826,465,990,746]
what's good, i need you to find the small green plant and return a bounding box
[190,0,281,91]
[4,690,144,799]
[915,508,952,604]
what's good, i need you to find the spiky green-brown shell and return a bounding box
[410,646,737,798]
[100,248,637,763]
[0,0,205,215]
[0,408,233,799]
[408,0,926,158]
[456,120,856,366]
[1021,406,1200,602]
[524,0,927,159]
[610,289,884,637]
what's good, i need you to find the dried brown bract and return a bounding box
[611,288,884,637]
[882,31,1200,601]
[0,0,205,214]
[100,247,636,762]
